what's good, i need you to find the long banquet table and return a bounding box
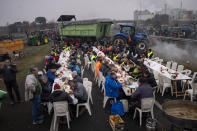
[93,47,138,96]
[144,58,192,97]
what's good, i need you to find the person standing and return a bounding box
[0,58,21,104]
[25,66,43,124]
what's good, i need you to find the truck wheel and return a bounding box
[113,36,127,45]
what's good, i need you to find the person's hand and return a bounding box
[7,66,11,69]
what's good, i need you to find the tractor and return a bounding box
[112,25,149,51]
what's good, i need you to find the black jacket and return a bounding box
[49,90,73,104]
[144,73,157,88]
[131,83,153,103]
[41,82,51,102]
[73,75,83,83]
[0,64,17,82]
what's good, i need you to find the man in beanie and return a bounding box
[130,78,153,108]
[72,71,83,83]
[49,83,73,103]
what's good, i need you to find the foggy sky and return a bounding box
[0,0,196,26]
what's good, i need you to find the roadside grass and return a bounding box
[0,43,52,91]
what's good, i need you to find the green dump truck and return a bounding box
[58,18,113,42]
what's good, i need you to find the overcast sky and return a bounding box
[0,0,196,26]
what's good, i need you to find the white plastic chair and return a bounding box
[98,71,104,88]
[83,78,88,83]
[133,98,155,126]
[177,65,184,73]
[183,72,197,101]
[171,62,178,71]
[182,70,195,91]
[83,81,93,104]
[53,101,71,130]
[158,73,164,93]
[81,66,85,78]
[76,86,92,117]
[101,76,106,93]
[158,59,163,65]
[161,76,173,96]
[166,61,172,69]
[103,85,116,108]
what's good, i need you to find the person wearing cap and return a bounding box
[46,64,57,88]
[130,78,153,108]
[105,72,122,98]
[72,71,83,83]
[69,80,88,103]
[49,83,73,103]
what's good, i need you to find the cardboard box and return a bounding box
[109,115,124,131]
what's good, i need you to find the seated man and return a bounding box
[46,64,57,88]
[49,83,73,104]
[105,72,122,98]
[72,71,83,83]
[130,78,153,108]
[143,70,157,88]
[69,80,88,103]
[96,58,102,77]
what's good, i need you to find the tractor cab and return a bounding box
[120,25,135,37]
[113,24,149,51]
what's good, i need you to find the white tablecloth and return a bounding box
[52,50,78,104]
[93,47,137,96]
[144,59,191,81]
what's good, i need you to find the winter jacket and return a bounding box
[73,75,83,83]
[49,90,73,104]
[105,75,122,98]
[0,64,17,82]
[130,83,153,104]
[25,74,42,101]
[46,70,56,87]
[41,82,51,102]
[73,82,88,101]
[144,73,157,87]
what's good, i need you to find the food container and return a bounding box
[120,100,128,113]
[109,115,124,131]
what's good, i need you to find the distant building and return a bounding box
[156,8,194,21]
[134,10,154,21]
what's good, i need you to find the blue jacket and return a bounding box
[46,70,56,87]
[105,75,122,98]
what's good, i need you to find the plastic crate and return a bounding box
[109,115,124,131]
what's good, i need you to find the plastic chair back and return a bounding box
[141,98,154,112]
[177,65,184,73]
[85,86,91,103]
[53,101,69,117]
[83,81,92,88]
[171,62,178,71]
[166,61,172,69]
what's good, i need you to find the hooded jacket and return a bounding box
[105,75,122,98]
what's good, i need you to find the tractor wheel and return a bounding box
[112,36,128,45]
[136,40,149,51]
